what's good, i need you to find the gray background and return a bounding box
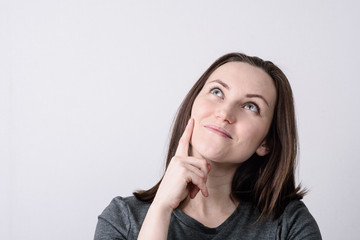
[1,0,359,239]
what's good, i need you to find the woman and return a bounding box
[94,52,322,239]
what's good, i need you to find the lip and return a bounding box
[204,124,232,139]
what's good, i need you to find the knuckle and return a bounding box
[195,175,206,185]
[197,159,208,171]
[171,156,179,164]
[173,156,184,163]
[171,157,185,169]
[199,182,206,190]
[179,165,188,176]
[198,171,205,178]
[200,159,207,167]
[191,178,199,185]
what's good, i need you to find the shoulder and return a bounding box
[278,200,322,240]
[94,196,150,239]
[99,196,150,223]
[105,195,150,212]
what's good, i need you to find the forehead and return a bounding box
[206,62,277,105]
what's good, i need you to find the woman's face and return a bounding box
[190,62,277,164]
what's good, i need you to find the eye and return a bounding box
[244,103,260,113]
[210,88,224,98]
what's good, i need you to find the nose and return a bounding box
[215,105,236,124]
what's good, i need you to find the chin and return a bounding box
[192,142,228,161]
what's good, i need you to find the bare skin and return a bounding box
[180,159,239,228]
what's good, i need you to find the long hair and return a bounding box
[133,52,305,219]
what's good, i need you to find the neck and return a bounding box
[181,160,240,217]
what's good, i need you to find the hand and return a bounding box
[153,118,210,211]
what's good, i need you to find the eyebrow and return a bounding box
[246,94,269,107]
[208,79,229,89]
[208,79,270,107]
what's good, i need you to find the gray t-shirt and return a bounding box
[94,196,321,239]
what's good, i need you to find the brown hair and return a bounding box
[133,52,305,219]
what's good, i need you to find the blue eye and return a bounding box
[210,88,224,98]
[244,103,260,113]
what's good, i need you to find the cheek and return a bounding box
[191,98,212,120]
[235,120,269,148]
[191,120,205,146]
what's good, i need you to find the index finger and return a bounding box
[175,118,194,156]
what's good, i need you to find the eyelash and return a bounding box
[209,87,261,114]
[244,102,260,114]
[210,87,224,98]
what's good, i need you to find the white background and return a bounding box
[1,1,359,239]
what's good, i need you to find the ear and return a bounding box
[256,140,271,156]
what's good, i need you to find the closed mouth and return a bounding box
[204,124,232,139]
